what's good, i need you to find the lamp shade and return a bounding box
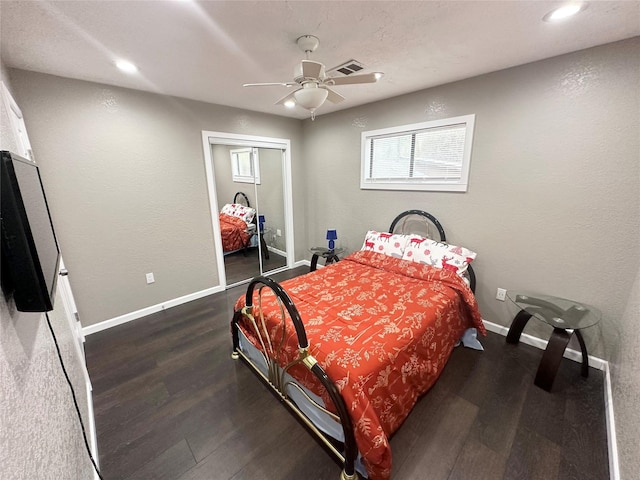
[294,85,328,110]
[326,229,337,250]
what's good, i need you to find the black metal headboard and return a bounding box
[388,210,476,293]
[389,209,446,242]
[233,191,251,207]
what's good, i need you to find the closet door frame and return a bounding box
[201,131,294,288]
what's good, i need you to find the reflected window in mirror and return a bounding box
[231,147,261,184]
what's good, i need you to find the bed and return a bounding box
[230,210,484,480]
[219,191,260,255]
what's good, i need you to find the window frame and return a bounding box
[230,147,261,185]
[360,114,475,192]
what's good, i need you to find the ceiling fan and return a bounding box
[243,35,384,119]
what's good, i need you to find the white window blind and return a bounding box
[361,114,475,192]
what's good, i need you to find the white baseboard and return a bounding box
[82,285,225,336]
[603,362,620,480]
[83,260,314,336]
[267,245,287,257]
[482,319,619,480]
[482,319,607,371]
[86,381,101,480]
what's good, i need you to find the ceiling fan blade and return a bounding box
[325,72,382,85]
[301,60,323,79]
[275,89,300,105]
[243,82,296,87]
[324,87,345,104]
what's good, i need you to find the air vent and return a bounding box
[328,59,365,77]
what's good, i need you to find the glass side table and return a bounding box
[309,247,345,272]
[505,292,601,392]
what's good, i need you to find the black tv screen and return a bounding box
[1,150,60,312]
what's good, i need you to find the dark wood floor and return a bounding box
[85,267,609,480]
[224,248,287,285]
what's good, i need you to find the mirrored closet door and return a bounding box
[205,133,293,288]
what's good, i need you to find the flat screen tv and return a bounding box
[1,150,60,312]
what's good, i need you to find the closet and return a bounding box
[202,132,293,287]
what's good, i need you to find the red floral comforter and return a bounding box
[219,213,251,252]
[234,250,484,480]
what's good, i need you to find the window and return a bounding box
[230,147,260,184]
[360,114,475,192]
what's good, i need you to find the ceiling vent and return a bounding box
[327,59,365,77]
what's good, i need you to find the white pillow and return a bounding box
[402,234,476,275]
[361,231,409,259]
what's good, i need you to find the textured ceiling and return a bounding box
[1,1,639,119]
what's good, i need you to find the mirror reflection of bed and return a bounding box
[212,145,287,286]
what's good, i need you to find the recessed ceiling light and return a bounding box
[284,100,296,108]
[115,60,138,74]
[543,3,585,22]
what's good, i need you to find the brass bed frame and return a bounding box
[230,210,476,479]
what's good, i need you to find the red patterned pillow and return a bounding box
[361,231,409,258]
[221,203,256,223]
[402,234,476,275]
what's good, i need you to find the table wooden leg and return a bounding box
[259,233,269,259]
[535,327,571,391]
[310,254,320,272]
[325,254,339,265]
[574,329,589,378]
[506,309,533,344]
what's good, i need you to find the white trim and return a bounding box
[481,319,618,479]
[1,81,33,159]
[86,381,100,480]
[267,245,287,257]
[82,285,224,336]
[360,114,475,192]
[604,362,620,480]
[201,133,227,287]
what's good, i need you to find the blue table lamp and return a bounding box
[258,215,266,233]
[326,229,337,250]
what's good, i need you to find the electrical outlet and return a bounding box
[276,229,282,237]
[496,288,507,301]
[146,272,155,284]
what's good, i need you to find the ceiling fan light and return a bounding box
[293,86,328,110]
[284,100,296,108]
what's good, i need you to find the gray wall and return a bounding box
[612,267,640,478]
[255,148,286,251]
[1,60,94,480]
[9,70,303,327]
[301,38,639,478]
[302,38,639,355]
